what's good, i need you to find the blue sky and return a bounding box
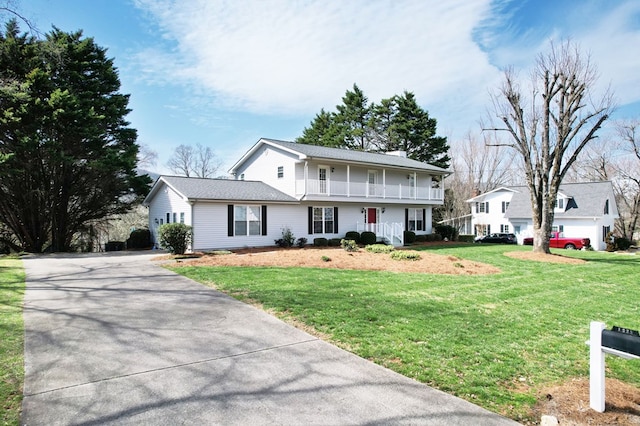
[16,0,640,174]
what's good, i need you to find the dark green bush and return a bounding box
[126,228,151,249]
[275,227,295,247]
[435,224,457,241]
[403,230,416,244]
[345,231,361,244]
[431,233,443,241]
[360,231,376,245]
[615,236,632,250]
[296,237,307,248]
[415,234,427,242]
[158,223,192,255]
[313,237,328,247]
[105,241,125,251]
[458,234,475,243]
[328,238,342,247]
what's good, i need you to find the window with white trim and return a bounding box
[500,224,510,233]
[234,205,261,236]
[407,208,424,231]
[313,207,335,234]
[501,201,510,213]
[277,166,284,179]
[180,212,185,223]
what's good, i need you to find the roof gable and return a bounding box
[504,181,616,219]
[144,176,298,204]
[229,138,450,174]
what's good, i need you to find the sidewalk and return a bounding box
[21,252,519,425]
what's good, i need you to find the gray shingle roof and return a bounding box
[150,176,298,203]
[504,181,615,219]
[261,138,450,173]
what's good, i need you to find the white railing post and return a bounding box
[589,321,606,413]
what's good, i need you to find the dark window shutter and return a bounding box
[486,202,489,213]
[308,206,313,234]
[405,208,409,230]
[261,205,267,235]
[422,209,426,231]
[333,207,339,233]
[227,205,234,236]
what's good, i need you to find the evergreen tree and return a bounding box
[297,85,449,169]
[0,20,150,252]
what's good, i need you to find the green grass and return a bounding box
[169,245,640,422]
[0,257,25,426]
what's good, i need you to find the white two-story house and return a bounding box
[144,138,449,250]
[467,181,618,251]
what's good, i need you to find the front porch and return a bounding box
[356,222,405,246]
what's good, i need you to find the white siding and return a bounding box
[189,201,435,250]
[147,182,192,246]
[235,145,299,196]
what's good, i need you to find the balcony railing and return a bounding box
[296,179,443,201]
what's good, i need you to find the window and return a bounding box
[234,205,261,236]
[409,174,415,198]
[603,225,611,242]
[313,207,335,234]
[500,224,510,233]
[551,224,564,233]
[277,166,284,179]
[166,212,171,223]
[368,171,378,196]
[318,166,328,194]
[476,202,489,213]
[554,198,564,210]
[308,206,338,234]
[172,212,177,223]
[180,212,185,224]
[407,208,424,231]
[604,199,609,215]
[240,174,245,180]
[502,201,510,213]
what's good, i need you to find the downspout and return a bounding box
[303,161,308,198]
[189,200,195,251]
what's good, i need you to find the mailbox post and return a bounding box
[588,321,640,412]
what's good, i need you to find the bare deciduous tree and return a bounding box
[137,143,158,169]
[442,129,517,232]
[166,143,221,178]
[613,120,640,241]
[490,40,613,253]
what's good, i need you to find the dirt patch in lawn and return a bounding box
[504,251,587,264]
[530,378,640,425]
[172,246,501,275]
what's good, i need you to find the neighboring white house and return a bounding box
[144,138,450,250]
[467,181,619,251]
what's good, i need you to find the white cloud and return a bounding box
[132,0,499,118]
[132,0,640,146]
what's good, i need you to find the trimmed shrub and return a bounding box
[360,231,377,245]
[296,237,307,248]
[403,230,416,244]
[105,241,125,252]
[328,238,342,247]
[415,234,427,243]
[345,231,361,244]
[458,234,475,243]
[365,244,395,253]
[158,223,192,255]
[313,237,328,247]
[435,224,457,241]
[126,228,151,249]
[616,236,632,250]
[321,255,331,262]
[431,233,443,241]
[340,239,359,252]
[390,250,421,261]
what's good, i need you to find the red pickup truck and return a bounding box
[522,231,590,250]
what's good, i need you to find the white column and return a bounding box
[589,321,606,413]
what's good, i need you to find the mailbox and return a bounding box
[601,326,640,357]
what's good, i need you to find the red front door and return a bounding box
[367,208,377,224]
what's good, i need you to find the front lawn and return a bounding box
[0,257,25,426]
[170,245,640,423]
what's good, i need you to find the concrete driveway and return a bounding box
[21,251,519,425]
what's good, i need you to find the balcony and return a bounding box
[295,179,443,201]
